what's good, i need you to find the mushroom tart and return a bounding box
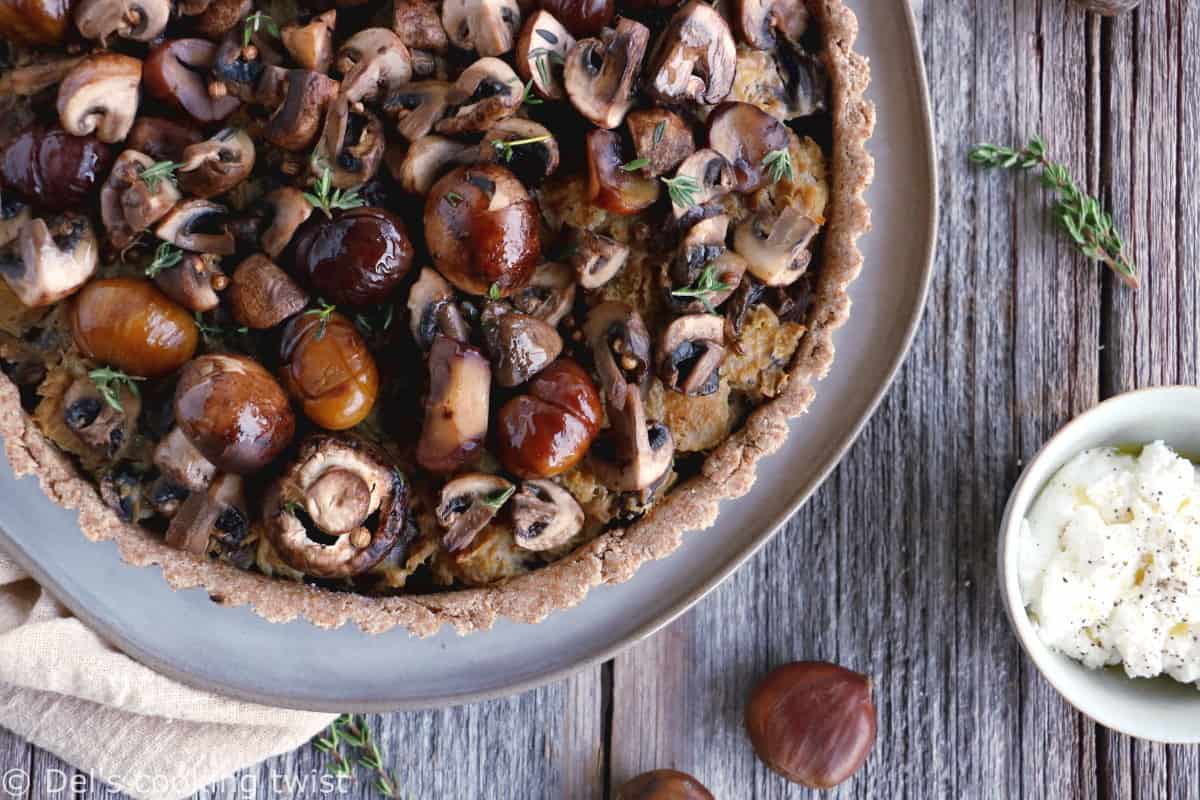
[0,0,871,636]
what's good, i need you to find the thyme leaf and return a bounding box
[88,367,144,412]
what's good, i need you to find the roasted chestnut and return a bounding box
[0,123,114,212]
[423,164,541,297]
[69,278,198,378]
[539,0,613,37]
[174,354,296,473]
[494,358,601,479]
[279,311,379,431]
[615,770,714,800]
[290,207,414,307]
[0,0,72,45]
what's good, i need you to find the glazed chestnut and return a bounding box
[745,661,877,789]
[615,770,714,800]
[539,0,613,37]
[69,278,198,378]
[290,207,414,307]
[0,124,113,212]
[424,164,541,297]
[279,311,379,431]
[0,0,72,45]
[494,358,602,479]
[174,354,296,473]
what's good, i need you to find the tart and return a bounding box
[0,0,872,635]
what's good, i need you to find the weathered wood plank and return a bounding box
[0,728,29,797]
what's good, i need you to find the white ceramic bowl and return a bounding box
[999,386,1200,743]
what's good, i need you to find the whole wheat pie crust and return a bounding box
[0,0,872,635]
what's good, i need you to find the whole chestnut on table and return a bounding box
[0,124,113,212]
[279,310,379,431]
[290,207,414,307]
[69,278,198,378]
[423,164,541,297]
[745,661,877,789]
[174,354,296,473]
[615,770,714,800]
[494,358,602,479]
[539,0,614,37]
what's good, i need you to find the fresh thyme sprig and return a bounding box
[303,166,364,218]
[652,119,666,145]
[487,282,502,300]
[481,485,515,511]
[969,136,1137,288]
[492,134,552,163]
[354,304,394,336]
[661,174,700,209]
[762,148,793,183]
[139,160,179,192]
[242,11,279,47]
[88,367,144,412]
[620,157,650,172]
[304,298,337,340]
[526,48,564,90]
[522,78,543,106]
[672,262,731,313]
[313,715,410,799]
[144,241,182,277]
[194,312,247,343]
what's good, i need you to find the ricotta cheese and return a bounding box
[1019,441,1200,685]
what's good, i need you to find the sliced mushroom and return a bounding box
[155,200,235,256]
[56,53,142,144]
[260,187,313,260]
[436,473,513,552]
[266,436,409,578]
[705,101,791,193]
[570,229,629,289]
[564,18,650,129]
[656,313,725,396]
[646,1,736,106]
[397,135,477,195]
[264,69,338,152]
[166,473,247,554]
[625,108,694,178]
[74,0,169,43]
[436,57,524,136]
[737,0,808,50]
[511,479,584,550]
[583,301,651,409]
[0,56,84,96]
[211,30,284,104]
[99,149,182,250]
[155,252,226,312]
[481,117,559,185]
[336,28,413,104]
[732,204,817,286]
[0,202,31,250]
[0,213,97,307]
[776,37,828,119]
[127,116,205,162]
[515,10,575,99]
[666,214,744,313]
[669,149,734,219]
[153,425,217,492]
[393,0,448,53]
[383,81,452,142]
[62,374,140,457]
[509,261,575,325]
[144,39,241,124]
[191,0,251,38]
[482,303,563,387]
[442,0,522,56]
[177,128,255,199]
[586,128,659,215]
[589,388,674,492]
[407,267,470,350]
[229,253,309,329]
[281,10,336,73]
[416,334,491,474]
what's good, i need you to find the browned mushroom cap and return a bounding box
[74,0,169,43]
[177,128,255,199]
[281,10,336,73]
[511,479,583,550]
[383,81,452,142]
[563,18,650,129]
[0,204,31,250]
[509,261,575,326]
[570,228,629,290]
[732,204,818,286]
[436,57,524,136]
[260,187,313,260]
[667,214,745,313]
[588,388,674,492]
[481,117,559,185]
[337,28,413,104]
[625,108,694,178]
[656,313,725,396]
[156,200,235,256]
[265,436,408,578]
[190,0,250,37]
[736,0,808,50]
[515,10,575,100]
[669,149,734,220]
[397,135,476,195]
[586,128,659,215]
[264,69,338,152]
[0,56,84,97]
[127,116,205,162]
[0,213,98,308]
[313,99,385,190]
[153,426,216,492]
[406,267,471,350]
[481,303,563,387]
[62,374,140,457]
[416,334,491,474]
[705,101,791,193]
[166,473,247,554]
[443,0,522,56]
[155,252,226,312]
[144,39,241,124]
[394,0,448,53]
[646,1,735,106]
[583,301,651,409]
[56,53,142,144]
[228,253,309,329]
[776,37,828,119]
[210,29,285,103]
[436,473,513,552]
[99,149,182,250]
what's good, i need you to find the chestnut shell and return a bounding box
[615,770,714,800]
[1,124,114,212]
[290,207,414,307]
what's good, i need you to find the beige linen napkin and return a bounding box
[0,553,335,800]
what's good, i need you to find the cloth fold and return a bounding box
[0,553,335,800]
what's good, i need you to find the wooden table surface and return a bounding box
[6,0,1200,797]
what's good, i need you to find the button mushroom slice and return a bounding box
[736,0,808,50]
[397,135,477,196]
[515,9,575,99]
[509,261,575,326]
[416,334,491,474]
[646,1,736,106]
[586,128,659,215]
[336,28,413,104]
[153,425,217,493]
[666,212,740,313]
[260,187,313,260]
[127,116,205,163]
[177,128,255,199]
[569,228,629,289]
[511,479,584,551]
[155,199,236,256]
[62,374,141,457]
[281,10,336,73]
[144,39,241,124]
[656,313,726,396]
[264,69,338,152]
[211,30,285,103]
[564,18,650,129]
[0,203,31,250]
[589,388,675,493]
[732,204,818,286]
[481,303,563,387]
[775,36,828,119]
[407,266,471,350]
[668,149,735,220]
[166,473,247,555]
[706,101,792,193]
[436,57,525,136]
[481,117,560,185]
[154,252,226,313]
[626,108,694,178]
[100,149,182,250]
[229,253,309,329]
[0,213,98,308]
[383,81,452,142]
[583,301,652,409]
[442,0,522,56]
[265,435,409,579]
[436,473,514,552]
[393,0,448,53]
[313,98,385,190]
[73,0,169,43]
[56,53,142,144]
